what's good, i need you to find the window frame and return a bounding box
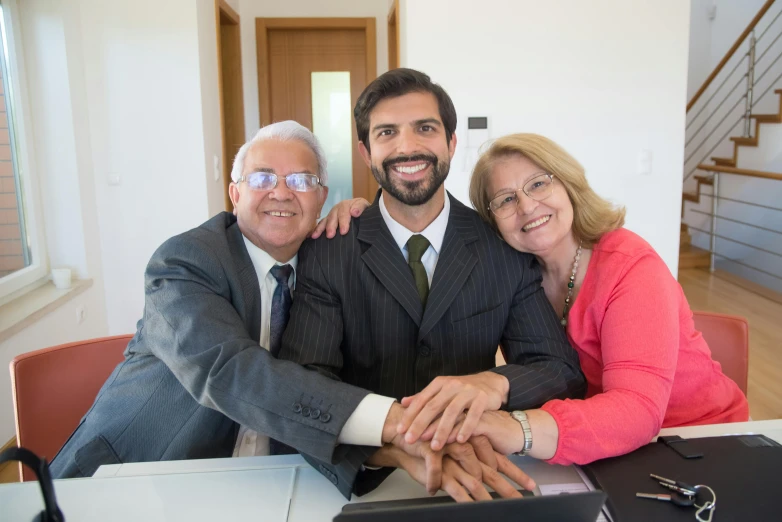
[0,0,48,300]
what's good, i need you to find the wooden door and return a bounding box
[257,19,378,203]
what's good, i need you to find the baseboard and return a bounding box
[0,436,20,483]
[713,269,782,306]
[0,436,15,452]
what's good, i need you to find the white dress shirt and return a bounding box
[233,235,396,457]
[233,236,297,457]
[379,191,451,285]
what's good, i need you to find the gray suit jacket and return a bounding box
[280,193,586,497]
[50,212,370,489]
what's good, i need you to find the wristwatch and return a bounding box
[510,410,533,456]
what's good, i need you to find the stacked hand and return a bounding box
[397,372,509,450]
[371,427,534,502]
[373,372,529,502]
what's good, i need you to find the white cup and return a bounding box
[51,268,72,289]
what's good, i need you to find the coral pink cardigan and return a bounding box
[540,228,749,466]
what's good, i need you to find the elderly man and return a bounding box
[49,121,526,502]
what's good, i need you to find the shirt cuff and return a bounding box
[337,394,396,447]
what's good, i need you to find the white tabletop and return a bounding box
[1,420,780,522]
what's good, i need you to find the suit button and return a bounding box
[320,413,332,423]
[419,344,431,357]
[302,406,311,416]
[293,403,303,414]
[310,408,321,419]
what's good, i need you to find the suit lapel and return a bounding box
[358,203,424,326]
[419,195,479,339]
[226,217,263,344]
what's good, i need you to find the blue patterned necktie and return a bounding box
[269,264,293,357]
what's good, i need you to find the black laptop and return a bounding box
[334,491,607,522]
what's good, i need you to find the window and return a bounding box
[0,0,47,299]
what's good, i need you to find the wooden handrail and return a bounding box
[697,163,782,181]
[687,0,777,112]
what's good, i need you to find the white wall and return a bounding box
[0,0,109,443]
[238,0,391,138]
[196,0,230,218]
[77,0,212,334]
[401,0,691,273]
[687,0,714,101]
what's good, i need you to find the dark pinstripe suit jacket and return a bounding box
[280,192,585,497]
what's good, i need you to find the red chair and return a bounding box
[692,311,749,395]
[498,312,749,395]
[9,335,131,481]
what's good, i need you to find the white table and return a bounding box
[1,420,780,522]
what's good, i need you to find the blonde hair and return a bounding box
[469,133,625,247]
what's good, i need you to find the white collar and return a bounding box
[379,191,450,254]
[241,235,298,281]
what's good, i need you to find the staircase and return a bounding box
[679,0,782,289]
[679,89,782,270]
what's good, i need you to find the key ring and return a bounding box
[693,485,716,522]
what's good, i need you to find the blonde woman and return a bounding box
[316,133,748,466]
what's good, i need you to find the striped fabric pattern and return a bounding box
[280,192,585,497]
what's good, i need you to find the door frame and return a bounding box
[254,17,378,200]
[215,0,245,211]
[387,0,400,69]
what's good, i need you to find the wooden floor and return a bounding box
[679,268,782,421]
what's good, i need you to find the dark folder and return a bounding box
[581,433,782,521]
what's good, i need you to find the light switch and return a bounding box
[637,150,653,176]
[213,155,221,181]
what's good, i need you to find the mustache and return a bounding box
[382,154,438,170]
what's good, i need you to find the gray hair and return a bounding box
[230,120,328,185]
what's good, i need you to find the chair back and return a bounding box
[692,311,749,395]
[10,335,131,481]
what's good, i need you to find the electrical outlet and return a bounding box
[76,305,86,324]
[637,149,653,176]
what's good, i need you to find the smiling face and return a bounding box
[358,91,456,206]
[229,138,328,261]
[486,154,574,257]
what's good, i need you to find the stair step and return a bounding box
[694,174,714,185]
[730,136,758,146]
[712,156,736,167]
[683,192,698,202]
[679,245,710,269]
[775,89,782,95]
[751,113,781,123]
[681,222,688,232]
[680,230,691,247]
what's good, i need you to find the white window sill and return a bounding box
[0,278,93,344]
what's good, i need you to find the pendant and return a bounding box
[561,318,567,327]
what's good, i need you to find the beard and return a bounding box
[371,153,450,206]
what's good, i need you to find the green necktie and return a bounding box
[406,234,431,306]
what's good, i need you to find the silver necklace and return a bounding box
[561,241,583,327]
